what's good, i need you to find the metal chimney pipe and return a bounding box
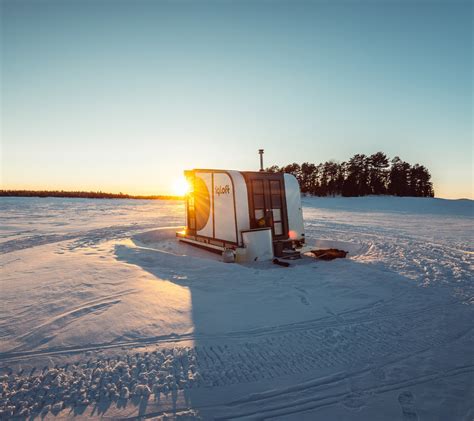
[258,149,264,171]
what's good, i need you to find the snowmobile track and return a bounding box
[3,331,470,419]
[211,364,474,420]
[0,224,160,254]
[0,297,462,364]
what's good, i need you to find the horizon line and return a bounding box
[0,189,472,202]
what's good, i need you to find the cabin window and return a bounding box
[272,208,281,221]
[270,181,281,207]
[253,194,265,209]
[270,180,280,191]
[252,180,265,224]
[254,209,264,220]
[270,180,284,236]
[271,194,281,207]
[253,180,264,194]
[274,222,283,235]
[249,177,285,235]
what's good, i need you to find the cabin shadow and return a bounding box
[113,240,244,417]
[111,228,466,418]
[114,236,312,417]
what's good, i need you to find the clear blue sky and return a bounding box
[1,0,472,198]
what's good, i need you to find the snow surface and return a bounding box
[0,196,472,420]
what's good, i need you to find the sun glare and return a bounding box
[172,177,191,196]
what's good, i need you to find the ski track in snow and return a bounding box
[0,303,471,418]
[303,205,473,297]
[0,196,472,419]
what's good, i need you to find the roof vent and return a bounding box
[258,149,264,172]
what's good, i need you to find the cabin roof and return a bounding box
[188,169,279,176]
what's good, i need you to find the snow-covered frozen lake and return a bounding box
[0,196,472,419]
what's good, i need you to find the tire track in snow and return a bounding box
[13,300,123,351]
[2,310,471,386]
[304,217,473,292]
[0,296,471,417]
[0,289,137,333]
[0,297,460,363]
[0,224,158,254]
[212,364,474,420]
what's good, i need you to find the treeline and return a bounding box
[0,190,183,200]
[266,152,434,197]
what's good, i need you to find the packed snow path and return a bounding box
[0,197,472,419]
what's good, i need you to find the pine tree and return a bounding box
[300,162,316,194]
[388,157,411,196]
[369,152,389,194]
[272,152,434,198]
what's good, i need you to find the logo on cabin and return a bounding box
[215,185,231,196]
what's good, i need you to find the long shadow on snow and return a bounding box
[113,235,473,418]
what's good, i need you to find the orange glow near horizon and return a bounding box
[172,177,191,197]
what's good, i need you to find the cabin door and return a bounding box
[247,174,288,241]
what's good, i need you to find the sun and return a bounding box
[172,177,191,196]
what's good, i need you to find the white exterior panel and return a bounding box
[213,172,237,243]
[241,228,273,262]
[283,173,305,241]
[227,170,250,245]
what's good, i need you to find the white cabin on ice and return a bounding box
[177,169,305,258]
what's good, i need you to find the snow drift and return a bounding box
[0,196,472,419]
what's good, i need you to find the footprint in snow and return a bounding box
[342,391,367,410]
[299,295,309,305]
[371,367,386,380]
[294,287,309,305]
[398,391,419,420]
